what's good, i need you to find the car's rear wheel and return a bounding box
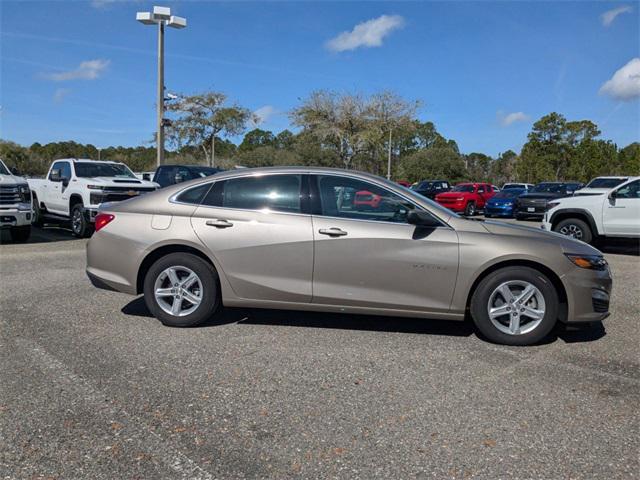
[554,218,593,244]
[464,202,476,216]
[470,266,559,346]
[143,252,220,327]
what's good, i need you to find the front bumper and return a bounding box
[561,265,612,323]
[485,204,515,217]
[0,207,32,228]
[84,207,99,223]
[437,201,466,212]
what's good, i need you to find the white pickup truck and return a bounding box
[0,158,32,242]
[28,159,158,237]
[542,176,640,245]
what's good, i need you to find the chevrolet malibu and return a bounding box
[86,167,612,346]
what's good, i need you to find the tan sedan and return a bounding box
[86,167,612,346]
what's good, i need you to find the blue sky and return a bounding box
[2,0,639,157]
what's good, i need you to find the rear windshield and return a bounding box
[74,162,136,179]
[451,184,475,193]
[585,178,627,188]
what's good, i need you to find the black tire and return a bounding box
[515,213,526,221]
[464,202,476,216]
[470,266,559,346]
[9,226,31,242]
[32,195,44,227]
[484,213,492,218]
[553,218,593,244]
[143,252,220,327]
[70,203,91,238]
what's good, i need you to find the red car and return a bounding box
[353,190,382,209]
[435,183,498,216]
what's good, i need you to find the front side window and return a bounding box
[203,174,302,213]
[615,180,640,199]
[49,161,64,180]
[586,177,627,189]
[315,175,415,224]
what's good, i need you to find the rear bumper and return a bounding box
[562,266,612,323]
[0,208,32,228]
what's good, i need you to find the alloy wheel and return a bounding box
[559,223,583,239]
[154,266,203,317]
[486,280,546,335]
[72,209,83,234]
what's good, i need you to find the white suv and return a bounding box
[542,177,640,245]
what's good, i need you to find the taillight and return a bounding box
[95,213,115,232]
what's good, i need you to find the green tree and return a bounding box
[239,129,275,152]
[166,91,254,167]
[397,147,467,183]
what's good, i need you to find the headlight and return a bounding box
[18,185,30,203]
[547,202,560,210]
[565,254,608,271]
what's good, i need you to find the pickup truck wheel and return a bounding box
[553,218,593,244]
[143,253,220,327]
[464,202,476,216]
[32,196,44,227]
[9,226,31,243]
[470,266,559,346]
[71,204,91,238]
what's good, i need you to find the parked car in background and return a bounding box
[573,176,629,196]
[353,190,382,210]
[515,181,583,220]
[411,180,451,199]
[396,180,412,188]
[484,188,526,218]
[28,159,158,237]
[0,158,32,242]
[502,182,534,191]
[153,164,223,188]
[435,182,497,216]
[87,166,612,346]
[135,171,155,181]
[543,177,640,245]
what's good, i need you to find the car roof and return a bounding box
[53,158,120,164]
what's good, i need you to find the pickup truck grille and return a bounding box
[0,186,20,205]
[99,187,156,203]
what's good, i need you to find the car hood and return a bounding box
[0,174,28,187]
[480,219,602,255]
[436,191,468,198]
[487,197,515,204]
[574,188,611,196]
[84,177,158,188]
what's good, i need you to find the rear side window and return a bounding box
[202,174,302,213]
[175,183,212,205]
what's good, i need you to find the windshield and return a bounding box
[531,183,564,194]
[503,184,524,189]
[451,184,475,193]
[74,162,136,179]
[414,181,435,190]
[494,189,524,198]
[190,167,222,178]
[585,177,627,188]
[0,160,10,175]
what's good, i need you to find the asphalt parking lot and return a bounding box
[1,220,639,479]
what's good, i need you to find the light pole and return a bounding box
[136,6,186,167]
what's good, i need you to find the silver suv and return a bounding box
[86,167,612,346]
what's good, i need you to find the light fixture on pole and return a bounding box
[136,6,186,167]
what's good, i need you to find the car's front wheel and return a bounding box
[554,218,593,244]
[71,204,92,238]
[143,252,220,327]
[470,266,559,346]
[464,202,476,216]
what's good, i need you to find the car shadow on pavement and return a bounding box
[0,225,77,245]
[599,239,640,256]
[123,296,607,344]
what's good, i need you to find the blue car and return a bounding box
[484,188,525,218]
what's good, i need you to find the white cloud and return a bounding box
[326,15,405,52]
[497,111,530,127]
[599,57,640,101]
[53,88,71,104]
[601,5,633,27]
[253,105,277,125]
[43,59,110,82]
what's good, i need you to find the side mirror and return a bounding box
[50,169,61,182]
[142,173,151,181]
[609,190,617,201]
[9,166,21,176]
[407,210,441,227]
[61,176,69,187]
[174,173,185,184]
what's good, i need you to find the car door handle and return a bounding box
[206,219,233,228]
[318,228,348,237]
